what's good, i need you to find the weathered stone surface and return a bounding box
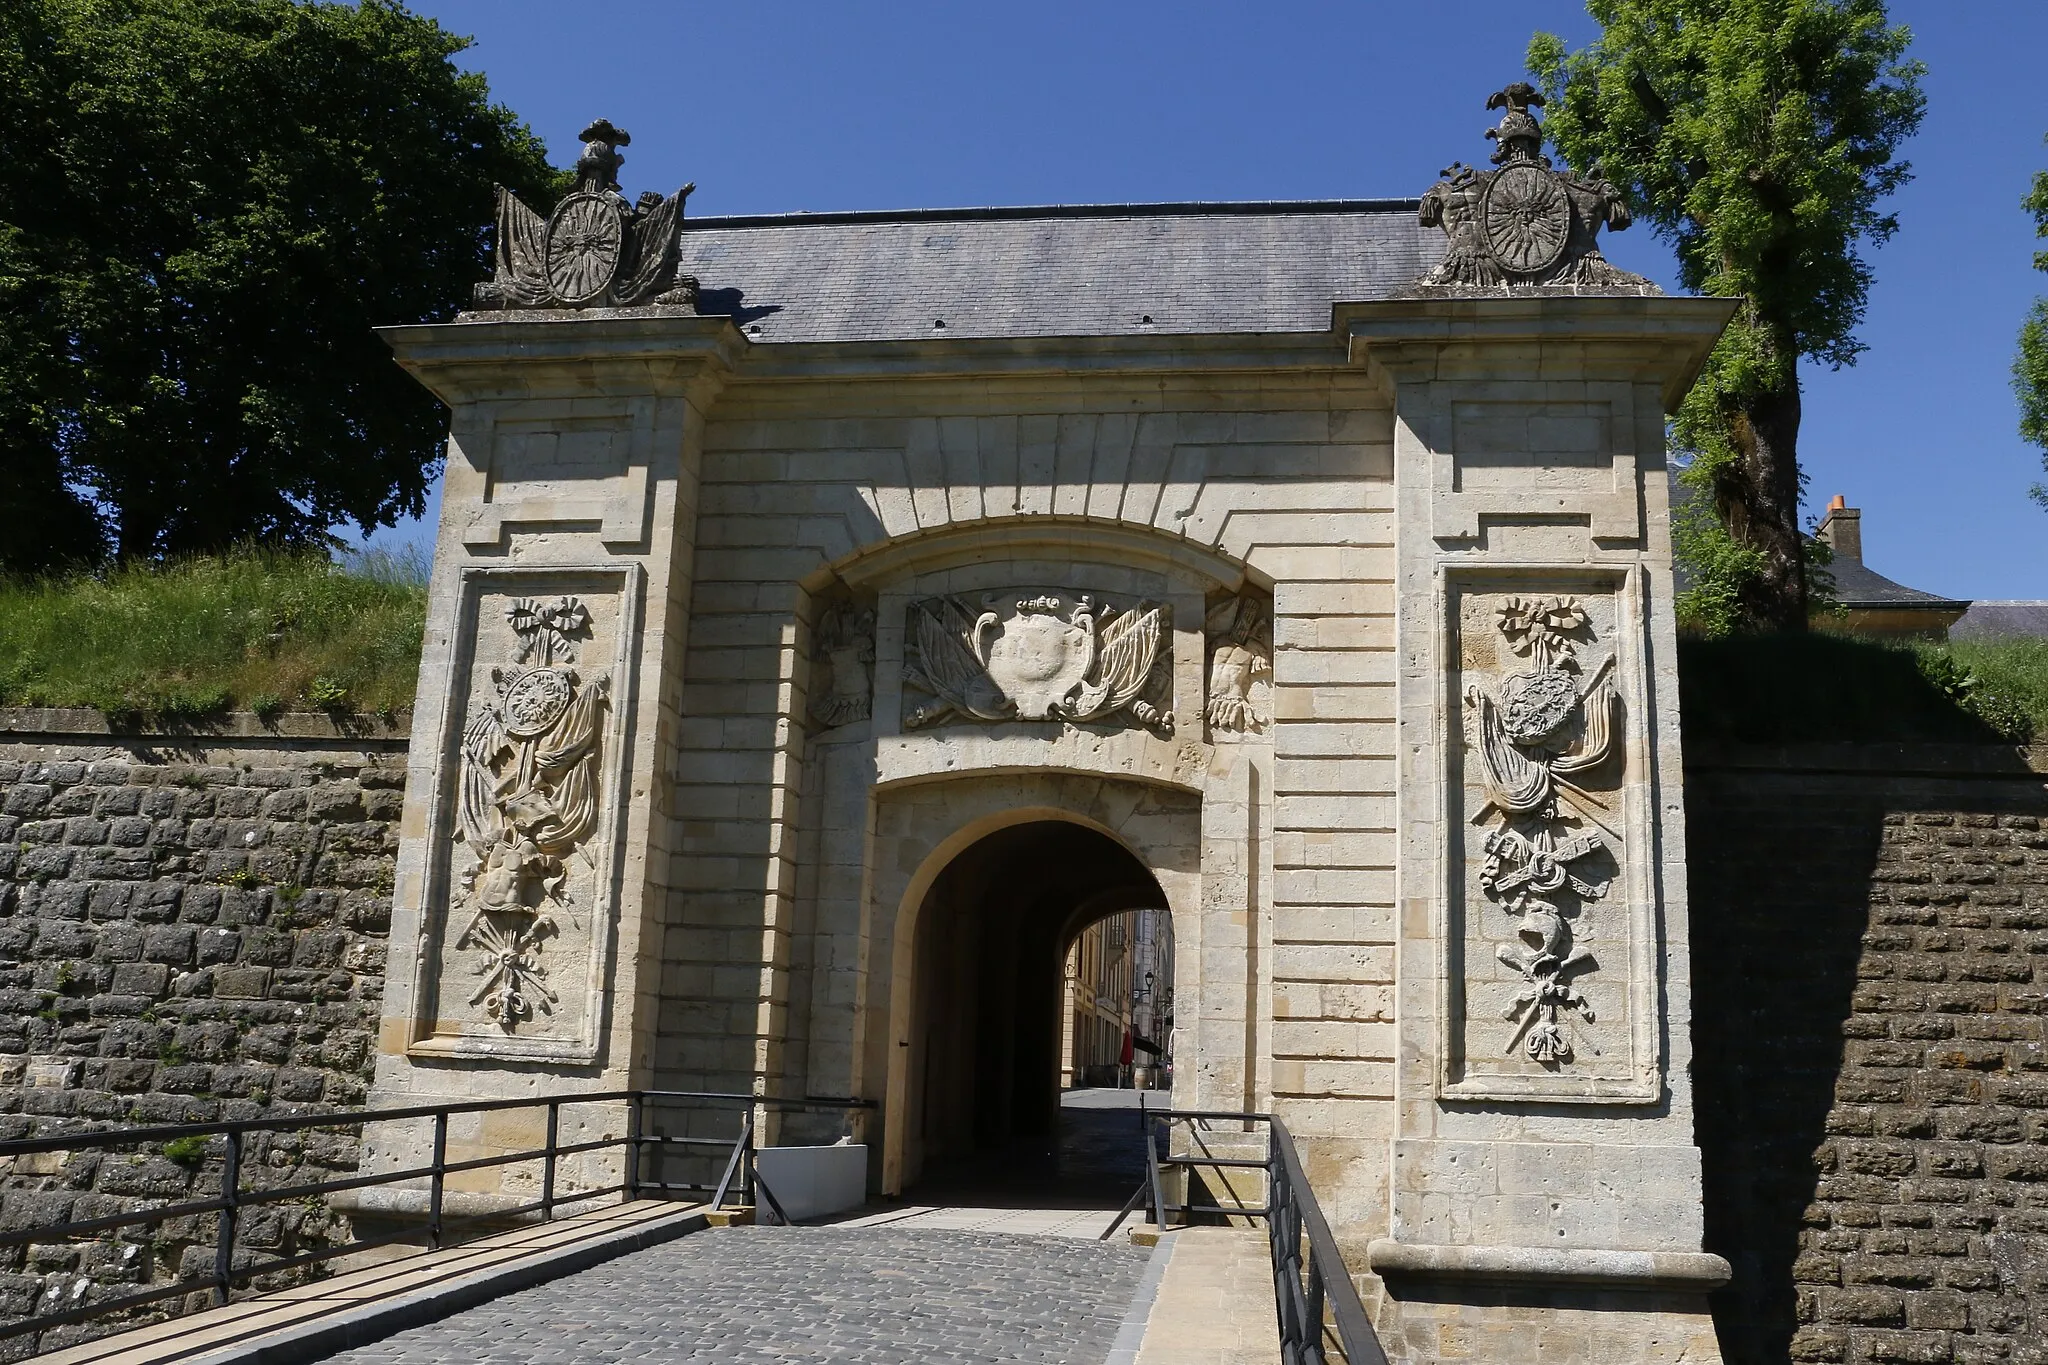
[1689,745,2048,1365]
[0,714,404,1342]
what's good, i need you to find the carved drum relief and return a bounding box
[413,567,638,1062]
[1444,573,1659,1101]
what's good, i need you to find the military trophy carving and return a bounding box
[904,593,1172,736]
[1463,596,1620,1065]
[454,597,611,1030]
[472,119,699,310]
[1204,594,1272,735]
[809,600,876,729]
[1416,84,1656,294]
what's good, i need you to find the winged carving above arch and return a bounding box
[902,591,1173,736]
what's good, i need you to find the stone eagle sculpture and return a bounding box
[472,119,699,311]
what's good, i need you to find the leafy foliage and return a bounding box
[0,550,427,719]
[2018,139,2048,507]
[1530,1,1924,630]
[0,0,562,572]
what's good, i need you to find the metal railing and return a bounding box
[1105,1106,1387,1365]
[0,1087,867,1349]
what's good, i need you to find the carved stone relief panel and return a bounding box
[901,590,1172,736]
[1204,591,1272,740]
[808,597,876,729]
[1443,571,1658,1101]
[413,565,640,1063]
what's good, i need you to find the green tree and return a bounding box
[2017,139,2048,506]
[1529,0,1924,633]
[0,0,561,572]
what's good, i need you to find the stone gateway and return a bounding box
[370,93,1738,1362]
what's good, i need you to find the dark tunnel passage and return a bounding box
[903,819,1166,1190]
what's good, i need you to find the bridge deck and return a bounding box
[35,1199,709,1365]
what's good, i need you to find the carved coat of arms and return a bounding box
[904,593,1172,735]
[473,119,699,311]
[454,597,610,1029]
[1463,595,1620,1065]
[1416,84,1656,294]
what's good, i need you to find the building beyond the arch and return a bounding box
[371,97,1739,1362]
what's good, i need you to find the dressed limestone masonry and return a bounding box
[368,92,1736,1362]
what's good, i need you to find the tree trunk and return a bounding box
[1730,380,1808,632]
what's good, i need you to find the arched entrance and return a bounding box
[900,819,1171,1193]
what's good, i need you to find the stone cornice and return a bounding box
[1339,294,1739,411]
[377,311,746,407]
[378,293,1737,402]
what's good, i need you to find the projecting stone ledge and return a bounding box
[1367,1238,1733,1289]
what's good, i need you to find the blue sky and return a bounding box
[379,1,2048,602]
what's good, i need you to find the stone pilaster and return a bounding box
[1350,295,1737,1363]
[364,313,740,1197]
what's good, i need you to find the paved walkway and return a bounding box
[313,1226,1151,1365]
[1128,1229,1279,1365]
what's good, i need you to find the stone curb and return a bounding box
[1366,1238,1731,1289]
[1103,1230,1177,1365]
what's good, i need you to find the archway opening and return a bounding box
[903,819,1173,1196]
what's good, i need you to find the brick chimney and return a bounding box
[1817,493,1862,564]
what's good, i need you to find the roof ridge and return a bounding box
[683,198,1424,230]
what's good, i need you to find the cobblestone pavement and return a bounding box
[316,1225,1150,1365]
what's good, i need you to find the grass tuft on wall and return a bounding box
[0,550,427,722]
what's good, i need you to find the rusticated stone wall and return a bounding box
[0,711,406,1347]
[1686,743,2048,1365]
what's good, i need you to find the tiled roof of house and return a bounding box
[675,200,1441,344]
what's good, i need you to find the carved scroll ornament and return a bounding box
[904,593,1172,735]
[454,597,610,1030]
[1464,594,1620,1066]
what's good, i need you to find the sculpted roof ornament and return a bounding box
[472,119,700,311]
[1414,83,1658,295]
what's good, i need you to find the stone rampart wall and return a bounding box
[0,711,406,1336]
[1687,743,2048,1365]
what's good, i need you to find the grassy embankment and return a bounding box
[1,552,2044,740]
[0,551,427,721]
[1679,631,2048,745]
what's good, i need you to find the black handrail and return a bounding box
[1268,1118,1386,1365]
[1104,1107,1388,1365]
[0,1087,870,1351]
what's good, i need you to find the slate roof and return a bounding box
[1952,601,2048,641]
[1825,557,1968,613]
[675,200,1441,344]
